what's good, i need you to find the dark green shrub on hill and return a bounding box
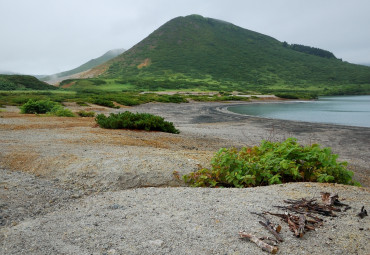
[183,138,359,187]
[275,93,318,100]
[0,75,57,90]
[274,93,299,99]
[0,77,17,90]
[95,112,180,134]
[283,43,337,59]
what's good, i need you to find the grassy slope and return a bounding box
[83,14,370,94]
[41,49,125,81]
[0,75,58,91]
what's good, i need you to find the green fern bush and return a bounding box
[95,112,180,134]
[183,138,359,187]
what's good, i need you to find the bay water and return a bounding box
[228,95,370,128]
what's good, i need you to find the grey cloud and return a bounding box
[0,0,369,74]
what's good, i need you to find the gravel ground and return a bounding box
[0,169,76,227]
[1,101,369,254]
[1,183,369,255]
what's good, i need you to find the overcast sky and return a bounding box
[1,0,369,74]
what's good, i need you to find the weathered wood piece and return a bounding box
[286,213,300,237]
[321,192,337,206]
[358,206,368,219]
[258,221,284,242]
[321,192,350,210]
[297,214,306,238]
[276,198,339,216]
[266,212,319,238]
[250,211,284,242]
[259,236,279,246]
[239,232,279,254]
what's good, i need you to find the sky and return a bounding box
[1,0,369,75]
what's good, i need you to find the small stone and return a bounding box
[108,204,120,210]
[334,250,344,255]
[148,239,164,247]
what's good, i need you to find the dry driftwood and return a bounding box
[239,231,279,254]
[266,212,321,238]
[321,192,351,210]
[286,213,299,237]
[297,214,306,238]
[258,221,284,242]
[243,192,351,249]
[259,236,279,246]
[267,192,350,238]
[250,212,284,242]
[275,198,340,216]
[320,192,338,206]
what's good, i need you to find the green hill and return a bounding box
[41,48,125,82]
[0,75,58,90]
[78,15,370,94]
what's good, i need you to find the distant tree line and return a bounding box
[283,42,337,59]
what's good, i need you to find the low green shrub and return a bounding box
[95,112,180,134]
[48,105,75,117]
[114,97,140,106]
[77,110,95,117]
[157,95,188,103]
[76,101,89,106]
[20,99,57,114]
[275,93,318,100]
[20,99,75,116]
[275,93,299,99]
[183,138,359,187]
[92,98,118,108]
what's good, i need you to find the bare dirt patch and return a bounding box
[137,58,151,69]
[60,81,75,88]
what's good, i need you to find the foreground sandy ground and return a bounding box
[1,101,369,254]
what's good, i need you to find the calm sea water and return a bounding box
[228,95,370,128]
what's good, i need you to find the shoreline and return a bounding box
[129,101,370,186]
[222,99,370,129]
[1,101,369,254]
[222,103,370,129]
